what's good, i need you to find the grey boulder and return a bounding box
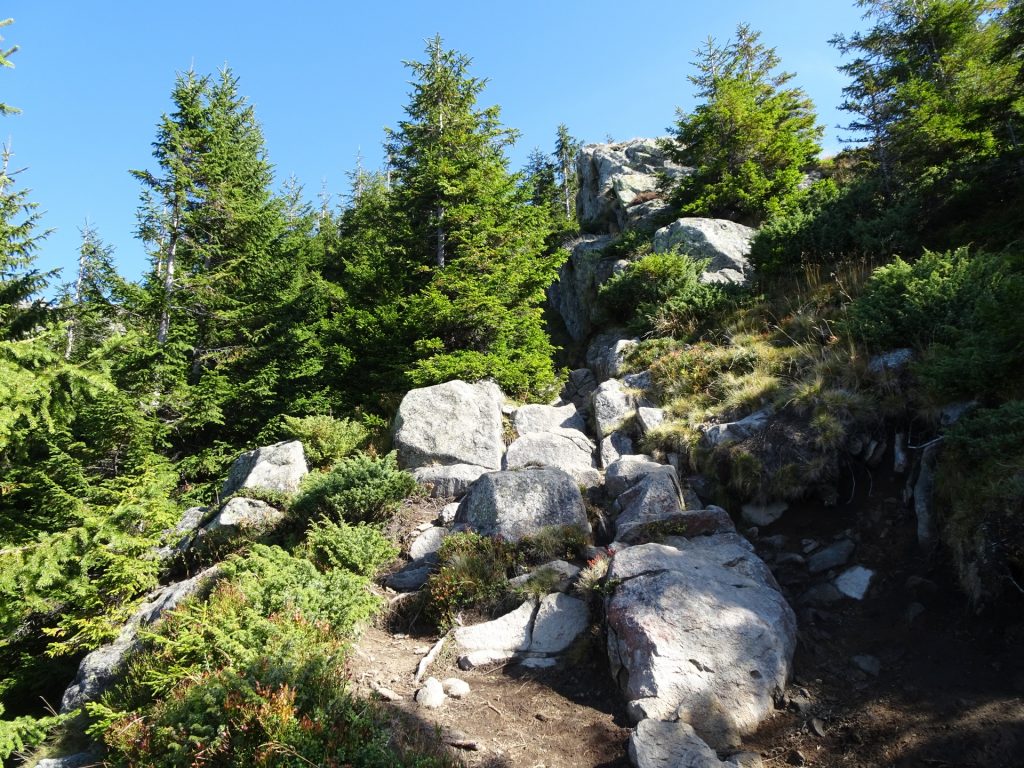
[413,463,490,499]
[629,719,729,768]
[221,440,308,497]
[513,402,587,436]
[504,430,600,488]
[652,218,756,286]
[393,380,505,470]
[592,379,637,442]
[454,468,591,543]
[587,332,639,383]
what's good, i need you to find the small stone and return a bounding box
[810,718,827,737]
[414,677,447,709]
[852,654,881,676]
[439,502,460,525]
[741,501,788,527]
[807,539,855,574]
[801,538,819,554]
[801,583,843,606]
[727,752,765,768]
[519,657,558,669]
[409,526,447,561]
[442,677,471,699]
[788,691,814,714]
[371,683,402,701]
[834,566,875,600]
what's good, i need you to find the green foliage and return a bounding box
[848,247,1024,400]
[936,401,1024,607]
[0,705,64,762]
[303,517,398,577]
[517,525,588,565]
[279,414,367,469]
[424,531,515,630]
[666,24,822,224]
[290,453,415,525]
[599,250,739,337]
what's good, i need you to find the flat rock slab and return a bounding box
[455,468,591,543]
[834,565,874,600]
[702,409,771,449]
[629,719,727,768]
[606,535,796,749]
[409,526,447,562]
[807,539,855,574]
[605,455,664,499]
[454,594,589,665]
[393,380,505,470]
[514,403,588,436]
[504,430,599,488]
[616,507,736,546]
[413,463,490,499]
[530,593,590,654]
[592,378,636,441]
[221,440,308,497]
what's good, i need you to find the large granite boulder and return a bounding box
[504,431,600,488]
[606,534,796,749]
[190,496,285,553]
[61,567,219,712]
[393,380,505,470]
[653,218,756,286]
[629,719,732,768]
[577,139,688,233]
[514,403,587,436]
[605,455,664,499]
[221,440,308,498]
[592,379,637,442]
[548,235,618,342]
[412,463,490,499]
[454,468,591,543]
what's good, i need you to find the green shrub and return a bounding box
[598,251,739,338]
[517,525,588,565]
[424,532,515,630]
[936,401,1024,608]
[279,414,368,469]
[303,517,398,577]
[290,452,415,524]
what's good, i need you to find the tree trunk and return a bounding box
[435,205,446,268]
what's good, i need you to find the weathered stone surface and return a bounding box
[61,567,218,712]
[514,402,587,436]
[439,501,460,525]
[606,536,796,748]
[614,470,684,544]
[834,566,874,600]
[393,380,505,470]
[504,431,599,487]
[587,332,639,382]
[36,754,97,768]
[455,469,591,542]
[415,677,447,709]
[605,455,664,499]
[623,370,654,393]
[508,560,581,594]
[410,526,447,562]
[413,463,489,499]
[196,496,285,549]
[626,198,673,232]
[547,235,617,342]
[702,409,772,448]
[592,379,637,442]
[560,368,599,409]
[577,139,688,233]
[385,563,433,592]
[153,505,208,560]
[868,348,913,375]
[652,218,756,285]
[530,593,590,654]
[637,407,667,435]
[807,539,855,574]
[442,677,471,699]
[629,718,726,768]
[619,507,736,546]
[601,432,636,469]
[221,440,308,497]
[740,501,788,527]
[454,599,537,663]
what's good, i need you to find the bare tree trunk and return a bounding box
[435,205,446,268]
[157,214,179,346]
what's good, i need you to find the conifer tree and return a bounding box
[384,37,563,398]
[666,24,822,224]
[61,224,126,361]
[554,123,582,222]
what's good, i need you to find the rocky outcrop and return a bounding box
[606,534,796,749]
[577,139,688,233]
[548,235,617,342]
[454,468,591,543]
[586,331,639,383]
[393,380,505,470]
[221,440,308,497]
[592,379,638,442]
[189,496,285,554]
[513,403,587,436]
[652,218,756,286]
[504,431,600,488]
[455,593,589,667]
[629,719,733,768]
[61,566,219,712]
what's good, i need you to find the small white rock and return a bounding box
[414,676,447,709]
[442,677,471,699]
[834,565,875,600]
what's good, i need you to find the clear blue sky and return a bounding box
[4,1,865,283]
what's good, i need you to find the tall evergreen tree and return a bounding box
[554,123,582,223]
[666,24,823,224]
[61,224,126,361]
[383,37,563,398]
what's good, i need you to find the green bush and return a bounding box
[88,546,451,768]
[936,401,1024,608]
[303,517,398,577]
[598,250,739,338]
[424,532,515,630]
[290,452,416,524]
[279,414,368,469]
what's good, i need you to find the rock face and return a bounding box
[606,535,796,749]
[514,403,587,436]
[653,218,756,285]
[629,719,730,768]
[61,567,219,712]
[412,463,490,499]
[548,235,617,342]
[192,496,285,552]
[221,440,308,497]
[576,139,688,233]
[454,469,591,543]
[393,380,505,470]
[592,379,637,441]
[504,431,599,487]
[587,332,639,383]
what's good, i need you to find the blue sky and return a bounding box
[4,1,865,282]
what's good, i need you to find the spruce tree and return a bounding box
[384,37,563,398]
[666,25,822,224]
